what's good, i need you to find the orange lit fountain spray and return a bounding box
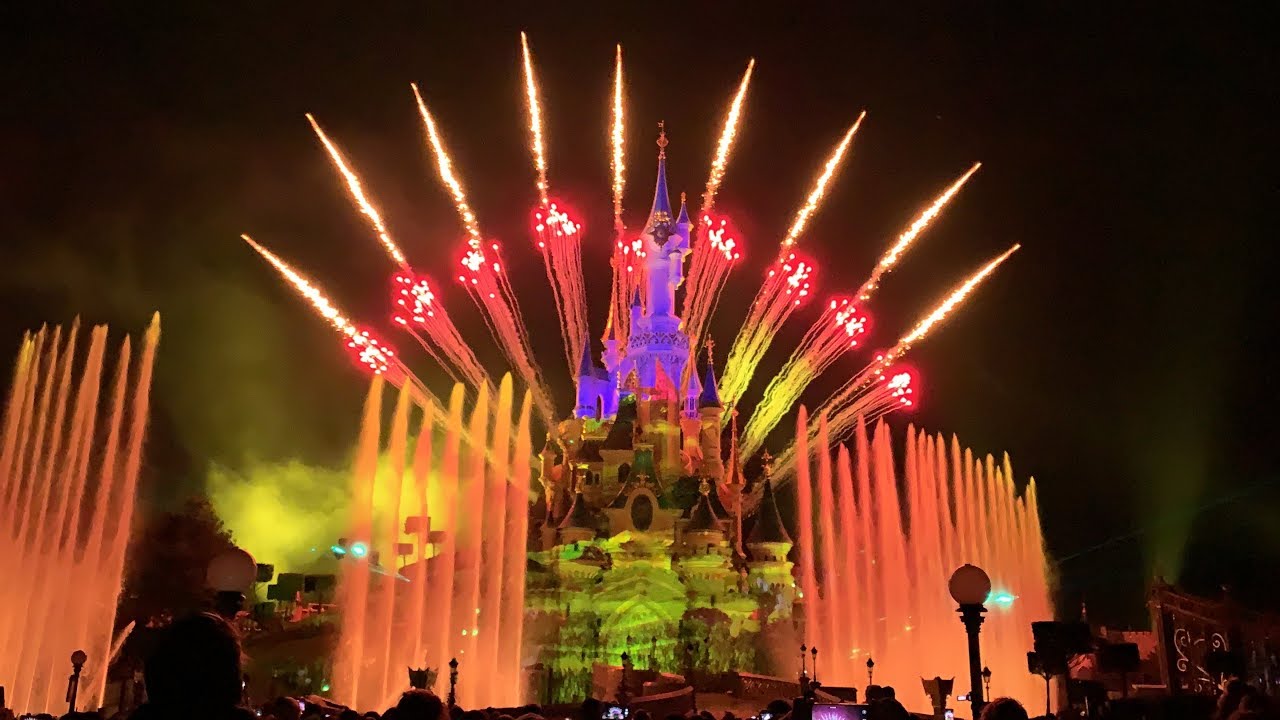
[0,315,161,713]
[790,410,1052,707]
[332,373,532,711]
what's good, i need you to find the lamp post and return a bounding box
[66,649,87,713]
[208,546,258,620]
[949,564,992,718]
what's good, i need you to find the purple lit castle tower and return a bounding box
[526,128,797,703]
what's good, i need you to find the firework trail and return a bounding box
[741,296,869,456]
[606,45,638,345]
[774,244,1020,477]
[306,114,409,269]
[742,163,981,455]
[520,33,589,375]
[520,32,550,208]
[719,115,865,405]
[681,59,755,348]
[241,234,411,389]
[412,84,557,426]
[306,114,492,393]
[855,162,982,302]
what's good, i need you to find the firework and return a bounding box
[855,162,981,302]
[719,117,863,405]
[681,59,755,349]
[412,84,556,426]
[241,234,406,386]
[306,115,409,269]
[245,39,1019,474]
[743,163,981,456]
[519,35,589,375]
[777,244,1020,476]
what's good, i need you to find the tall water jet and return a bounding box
[0,315,161,713]
[793,409,1052,710]
[333,374,532,710]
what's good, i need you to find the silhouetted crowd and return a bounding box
[2,613,1275,720]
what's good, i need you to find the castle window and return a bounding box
[630,493,654,531]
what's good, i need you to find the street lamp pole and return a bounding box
[949,564,992,719]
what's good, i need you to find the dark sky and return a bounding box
[2,3,1275,625]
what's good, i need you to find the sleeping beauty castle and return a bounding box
[524,128,799,702]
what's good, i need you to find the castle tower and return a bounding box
[698,341,726,482]
[620,123,691,397]
[746,453,796,595]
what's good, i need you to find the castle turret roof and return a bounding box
[686,482,722,533]
[648,124,673,230]
[747,479,791,545]
[676,191,690,226]
[698,359,722,409]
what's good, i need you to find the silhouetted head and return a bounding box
[143,612,243,710]
[979,698,1029,720]
[633,711,651,720]
[266,697,302,720]
[397,690,446,720]
[460,710,486,720]
[579,699,603,720]
[338,710,362,720]
[867,699,909,720]
[765,701,792,718]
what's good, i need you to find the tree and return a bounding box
[118,496,237,627]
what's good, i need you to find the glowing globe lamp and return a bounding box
[948,563,992,606]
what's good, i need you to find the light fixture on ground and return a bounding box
[949,563,992,718]
[208,546,258,619]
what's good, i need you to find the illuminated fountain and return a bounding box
[793,408,1052,706]
[332,374,532,711]
[0,315,161,713]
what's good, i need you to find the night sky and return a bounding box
[3,4,1275,625]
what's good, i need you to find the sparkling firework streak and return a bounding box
[855,162,982,302]
[306,114,409,269]
[719,118,863,405]
[520,34,589,375]
[743,163,981,455]
[681,59,755,348]
[241,234,409,387]
[741,297,869,456]
[606,45,635,345]
[520,32,550,208]
[412,84,557,426]
[775,244,1020,477]
[782,113,865,249]
[611,45,626,229]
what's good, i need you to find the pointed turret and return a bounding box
[698,354,723,409]
[578,338,596,378]
[686,480,722,533]
[647,122,673,230]
[747,479,791,546]
[676,191,690,226]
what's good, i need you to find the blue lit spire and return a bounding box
[647,121,673,231]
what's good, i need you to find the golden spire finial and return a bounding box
[698,477,711,496]
[657,120,668,158]
[761,449,774,480]
[704,337,715,367]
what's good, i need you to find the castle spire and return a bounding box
[676,191,690,226]
[648,121,673,230]
[578,337,595,377]
[698,338,723,409]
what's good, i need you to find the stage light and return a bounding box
[350,542,369,558]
